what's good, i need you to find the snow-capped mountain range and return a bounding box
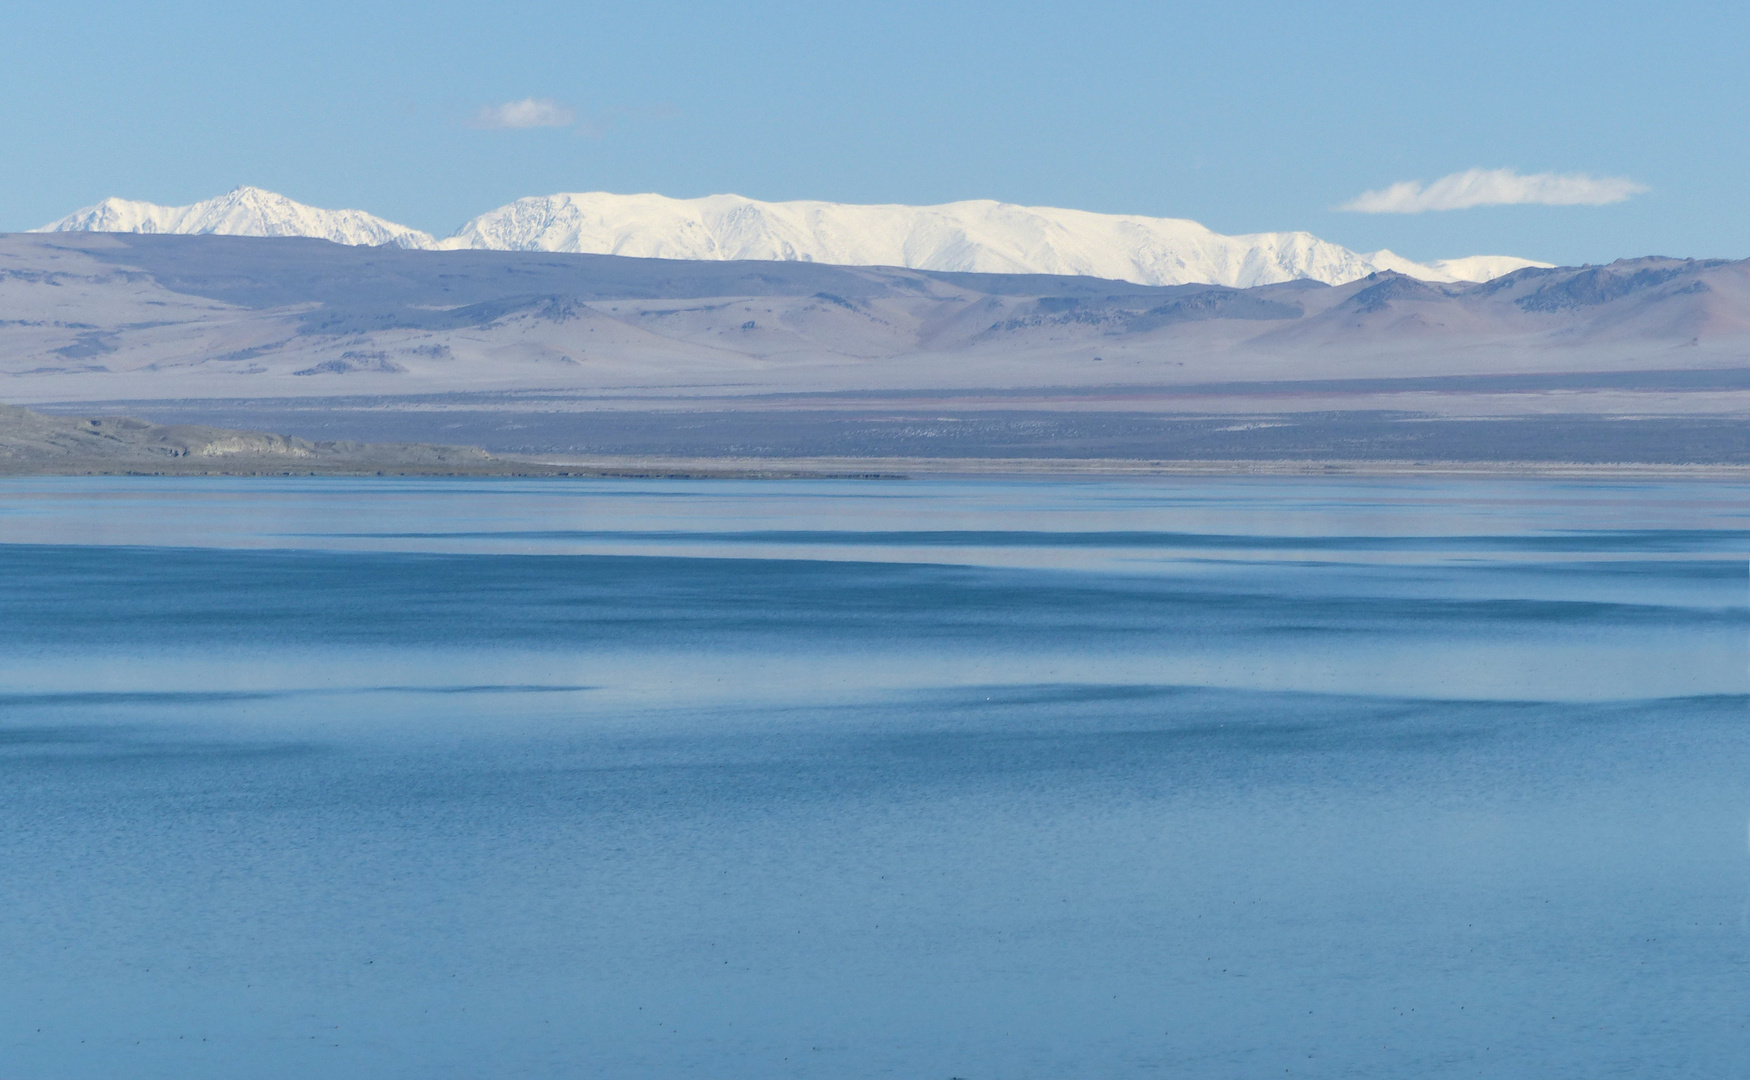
[33,186,1550,287]
[41,186,435,250]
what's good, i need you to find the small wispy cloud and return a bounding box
[1339,168,1648,213]
[468,97,577,130]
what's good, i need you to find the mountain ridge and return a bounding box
[2,232,1743,466]
[0,232,1741,410]
[33,186,1549,288]
[38,187,436,249]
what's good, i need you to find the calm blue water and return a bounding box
[1,475,1747,1079]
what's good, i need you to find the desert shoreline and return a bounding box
[9,454,1750,481]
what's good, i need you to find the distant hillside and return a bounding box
[3,233,1746,464]
[0,401,494,474]
[0,232,1738,402]
[33,187,1546,287]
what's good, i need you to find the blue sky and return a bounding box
[1,1,1741,265]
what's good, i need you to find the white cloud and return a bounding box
[468,98,577,130]
[1339,168,1648,213]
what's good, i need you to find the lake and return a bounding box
[1,475,1746,1078]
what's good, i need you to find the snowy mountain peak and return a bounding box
[435,191,1548,286]
[33,186,436,250]
[33,187,1550,285]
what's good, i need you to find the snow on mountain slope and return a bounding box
[1422,255,1554,282]
[438,191,1547,286]
[35,187,1549,285]
[34,187,436,249]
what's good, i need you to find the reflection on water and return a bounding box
[0,476,1746,1078]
